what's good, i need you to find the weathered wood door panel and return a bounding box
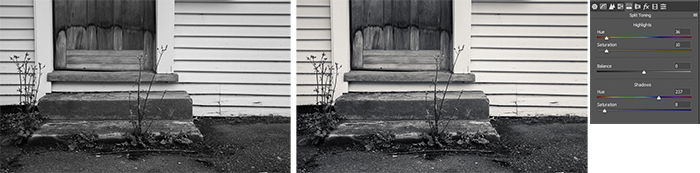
[53,0,155,71]
[351,0,452,71]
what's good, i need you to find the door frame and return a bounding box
[329,0,471,93]
[34,0,175,97]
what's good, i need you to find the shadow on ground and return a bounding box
[1,117,290,173]
[298,116,587,173]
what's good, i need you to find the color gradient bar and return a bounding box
[611,49,692,52]
[596,36,693,39]
[596,96,693,99]
[616,109,693,111]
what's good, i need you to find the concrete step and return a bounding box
[326,120,499,144]
[335,91,489,120]
[28,120,202,145]
[38,91,192,120]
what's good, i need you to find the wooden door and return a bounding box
[350,0,452,71]
[53,0,156,71]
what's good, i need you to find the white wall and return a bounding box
[171,0,292,116]
[0,0,35,105]
[468,0,588,116]
[296,0,589,116]
[296,0,331,105]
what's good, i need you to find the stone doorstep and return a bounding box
[38,91,192,120]
[335,91,489,120]
[325,120,499,145]
[27,120,203,146]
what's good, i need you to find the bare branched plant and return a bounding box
[427,45,466,144]
[307,53,341,113]
[9,53,45,112]
[297,53,343,145]
[130,45,168,136]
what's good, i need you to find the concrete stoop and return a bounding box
[29,91,202,145]
[28,120,202,145]
[326,120,499,145]
[327,91,498,145]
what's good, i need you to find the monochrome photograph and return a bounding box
[1,0,291,172]
[296,0,588,172]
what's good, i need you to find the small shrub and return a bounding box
[1,53,46,146]
[297,53,343,145]
[0,111,47,145]
[8,53,45,112]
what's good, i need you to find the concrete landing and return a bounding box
[326,120,499,145]
[28,120,202,145]
[335,91,489,120]
[38,91,192,120]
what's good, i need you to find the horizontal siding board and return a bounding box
[297,40,331,50]
[490,107,587,117]
[175,14,289,26]
[175,26,290,37]
[471,37,586,49]
[472,14,586,26]
[193,106,289,117]
[175,2,290,14]
[174,37,289,49]
[470,61,587,73]
[0,0,33,6]
[298,0,330,6]
[0,18,33,29]
[0,40,34,50]
[191,95,289,107]
[0,63,24,73]
[174,49,289,61]
[174,61,290,73]
[0,96,20,105]
[297,18,330,29]
[297,6,330,17]
[178,72,289,84]
[0,86,23,94]
[296,51,331,61]
[473,72,587,84]
[0,6,33,17]
[297,29,331,39]
[298,95,329,105]
[296,85,323,95]
[471,26,586,37]
[0,29,34,39]
[0,74,22,84]
[0,52,34,60]
[296,75,318,86]
[470,49,586,61]
[488,95,587,107]
[473,2,587,14]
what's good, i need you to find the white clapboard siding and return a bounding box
[193,106,289,117]
[491,107,587,117]
[468,1,588,116]
[0,0,34,105]
[172,0,291,116]
[470,49,587,61]
[296,0,332,105]
[51,0,292,117]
